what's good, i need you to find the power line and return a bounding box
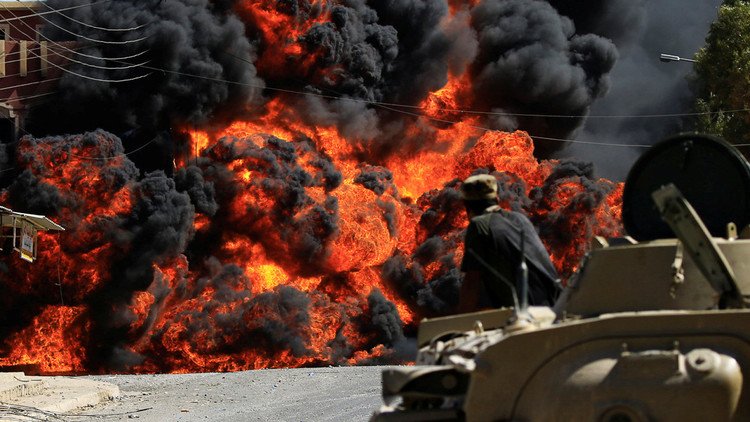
[10,90,57,102]
[45,46,149,71]
[0,77,60,91]
[0,1,148,46]
[0,9,150,78]
[38,0,150,33]
[29,49,151,83]
[4,2,742,124]
[46,42,149,62]
[0,0,116,24]
[0,8,150,82]
[4,2,150,68]
[3,4,748,150]
[0,38,145,65]
[66,134,160,161]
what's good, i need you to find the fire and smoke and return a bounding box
[1,0,624,374]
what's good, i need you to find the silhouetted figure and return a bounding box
[459,174,561,312]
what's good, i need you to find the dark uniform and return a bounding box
[461,206,561,308]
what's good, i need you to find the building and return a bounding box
[0,1,67,141]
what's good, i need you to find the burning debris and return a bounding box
[1,0,624,374]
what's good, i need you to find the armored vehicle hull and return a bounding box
[372,134,750,421]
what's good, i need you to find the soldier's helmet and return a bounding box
[460,174,498,201]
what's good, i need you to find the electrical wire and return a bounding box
[5,2,744,124]
[66,134,160,161]
[0,1,148,46]
[29,49,151,82]
[3,4,149,64]
[46,47,149,71]
[39,0,150,33]
[0,38,146,66]
[0,0,116,24]
[2,3,748,150]
[0,77,60,92]
[1,15,150,78]
[9,90,58,102]
[46,41,149,62]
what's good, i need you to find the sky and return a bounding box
[559,0,725,181]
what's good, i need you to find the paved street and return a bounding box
[71,366,389,421]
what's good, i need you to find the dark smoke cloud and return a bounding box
[415,179,463,240]
[174,165,219,217]
[367,288,405,346]
[547,1,648,47]
[87,171,195,369]
[557,0,723,180]
[378,180,466,316]
[0,142,8,171]
[6,170,67,216]
[354,164,396,196]
[20,0,630,164]
[299,4,399,100]
[8,130,139,216]
[30,0,264,134]
[416,266,460,314]
[244,286,313,357]
[146,282,313,371]
[181,134,342,274]
[296,135,343,191]
[0,130,202,370]
[412,237,461,313]
[469,0,618,157]
[368,0,457,104]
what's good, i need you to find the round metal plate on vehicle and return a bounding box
[623,133,750,241]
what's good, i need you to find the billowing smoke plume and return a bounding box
[0,129,415,372]
[26,0,629,160]
[0,1,641,374]
[555,0,723,180]
[468,0,617,156]
[28,0,265,134]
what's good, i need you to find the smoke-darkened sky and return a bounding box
[556,0,723,181]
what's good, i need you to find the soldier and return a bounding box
[458,174,560,312]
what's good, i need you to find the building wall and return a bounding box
[0,2,66,141]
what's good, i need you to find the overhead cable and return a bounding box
[0,77,61,91]
[2,10,150,73]
[45,47,149,71]
[67,134,160,161]
[0,0,115,24]
[3,5,747,150]
[0,38,146,64]
[6,4,151,62]
[38,0,150,33]
[6,3,746,124]
[29,49,151,82]
[0,2,148,45]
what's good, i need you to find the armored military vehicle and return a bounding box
[371,133,750,421]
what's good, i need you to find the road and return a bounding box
[72,366,390,421]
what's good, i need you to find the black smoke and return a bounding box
[27,0,264,136]
[469,0,618,157]
[185,134,342,274]
[21,0,631,163]
[554,0,723,180]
